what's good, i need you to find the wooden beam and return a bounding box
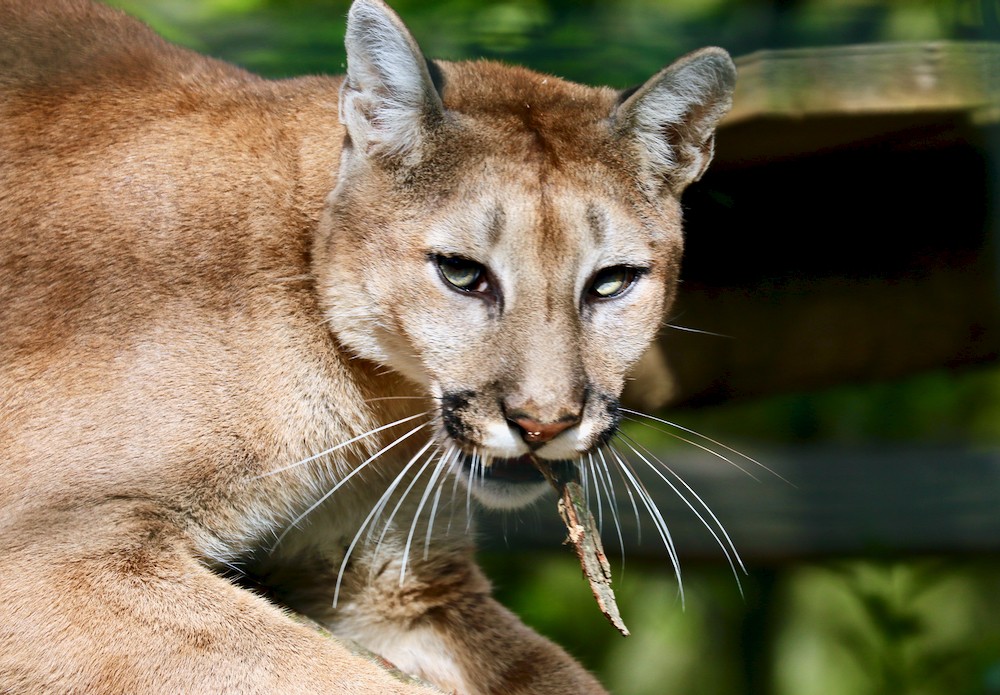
[728,42,1000,124]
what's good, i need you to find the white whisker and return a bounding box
[580,456,591,515]
[446,445,465,534]
[424,446,457,559]
[594,448,626,572]
[586,453,603,533]
[608,443,684,606]
[269,420,431,551]
[254,411,430,479]
[620,407,790,485]
[400,447,455,583]
[601,446,642,545]
[622,413,758,481]
[333,436,438,607]
[618,433,746,593]
[465,447,478,529]
[375,444,442,585]
[368,440,440,548]
[664,323,732,339]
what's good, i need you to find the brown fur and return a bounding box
[0,0,734,692]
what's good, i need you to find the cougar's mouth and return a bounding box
[465,454,542,482]
[458,454,574,509]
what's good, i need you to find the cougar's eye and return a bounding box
[436,255,490,294]
[588,266,639,299]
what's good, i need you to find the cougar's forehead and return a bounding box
[424,61,681,281]
[423,159,676,308]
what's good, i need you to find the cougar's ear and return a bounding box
[614,47,736,194]
[340,0,444,164]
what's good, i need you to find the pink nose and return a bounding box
[509,416,578,445]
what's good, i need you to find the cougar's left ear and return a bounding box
[614,47,736,194]
[340,0,444,164]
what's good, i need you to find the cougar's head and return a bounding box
[317,0,735,509]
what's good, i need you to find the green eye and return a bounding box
[589,266,638,299]
[437,256,488,293]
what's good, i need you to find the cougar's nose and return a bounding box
[507,414,580,446]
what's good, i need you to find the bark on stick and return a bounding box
[533,458,629,636]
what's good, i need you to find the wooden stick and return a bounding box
[534,458,629,636]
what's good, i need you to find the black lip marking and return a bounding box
[594,393,621,446]
[441,390,475,443]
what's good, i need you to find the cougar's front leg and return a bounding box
[331,542,608,695]
[0,513,439,695]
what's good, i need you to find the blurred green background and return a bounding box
[104,1,1000,693]
[108,0,999,86]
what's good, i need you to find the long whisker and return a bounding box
[465,447,479,529]
[446,444,465,534]
[580,455,591,516]
[608,443,684,606]
[600,446,641,546]
[368,440,440,548]
[333,436,437,607]
[370,444,443,584]
[269,420,430,551]
[620,408,790,485]
[594,447,626,572]
[618,433,746,592]
[400,447,456,583]
[424,446,458,559]
[621,413,757,481]
[586,453,604,533]
[664,323,732,339]
[254,411,430,479]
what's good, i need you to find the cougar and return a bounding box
[0,0,735,691]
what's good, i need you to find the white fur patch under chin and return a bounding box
[470,478,550,510]
[575,419,599,450]
[349,623,469,694]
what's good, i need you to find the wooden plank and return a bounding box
[727,42,1000,124]
[479,445,1000,562]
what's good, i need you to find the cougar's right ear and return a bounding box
[340,0,444,164]
[613,47,736,195]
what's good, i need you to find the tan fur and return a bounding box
[0,0,734,692]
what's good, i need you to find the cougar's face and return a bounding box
[320,0,732,512]
[322,139,683,510]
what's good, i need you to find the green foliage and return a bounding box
[481,552,749,695]
[775,561,1000,695]
[105,0,984,85]
[483,554,1000,695]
